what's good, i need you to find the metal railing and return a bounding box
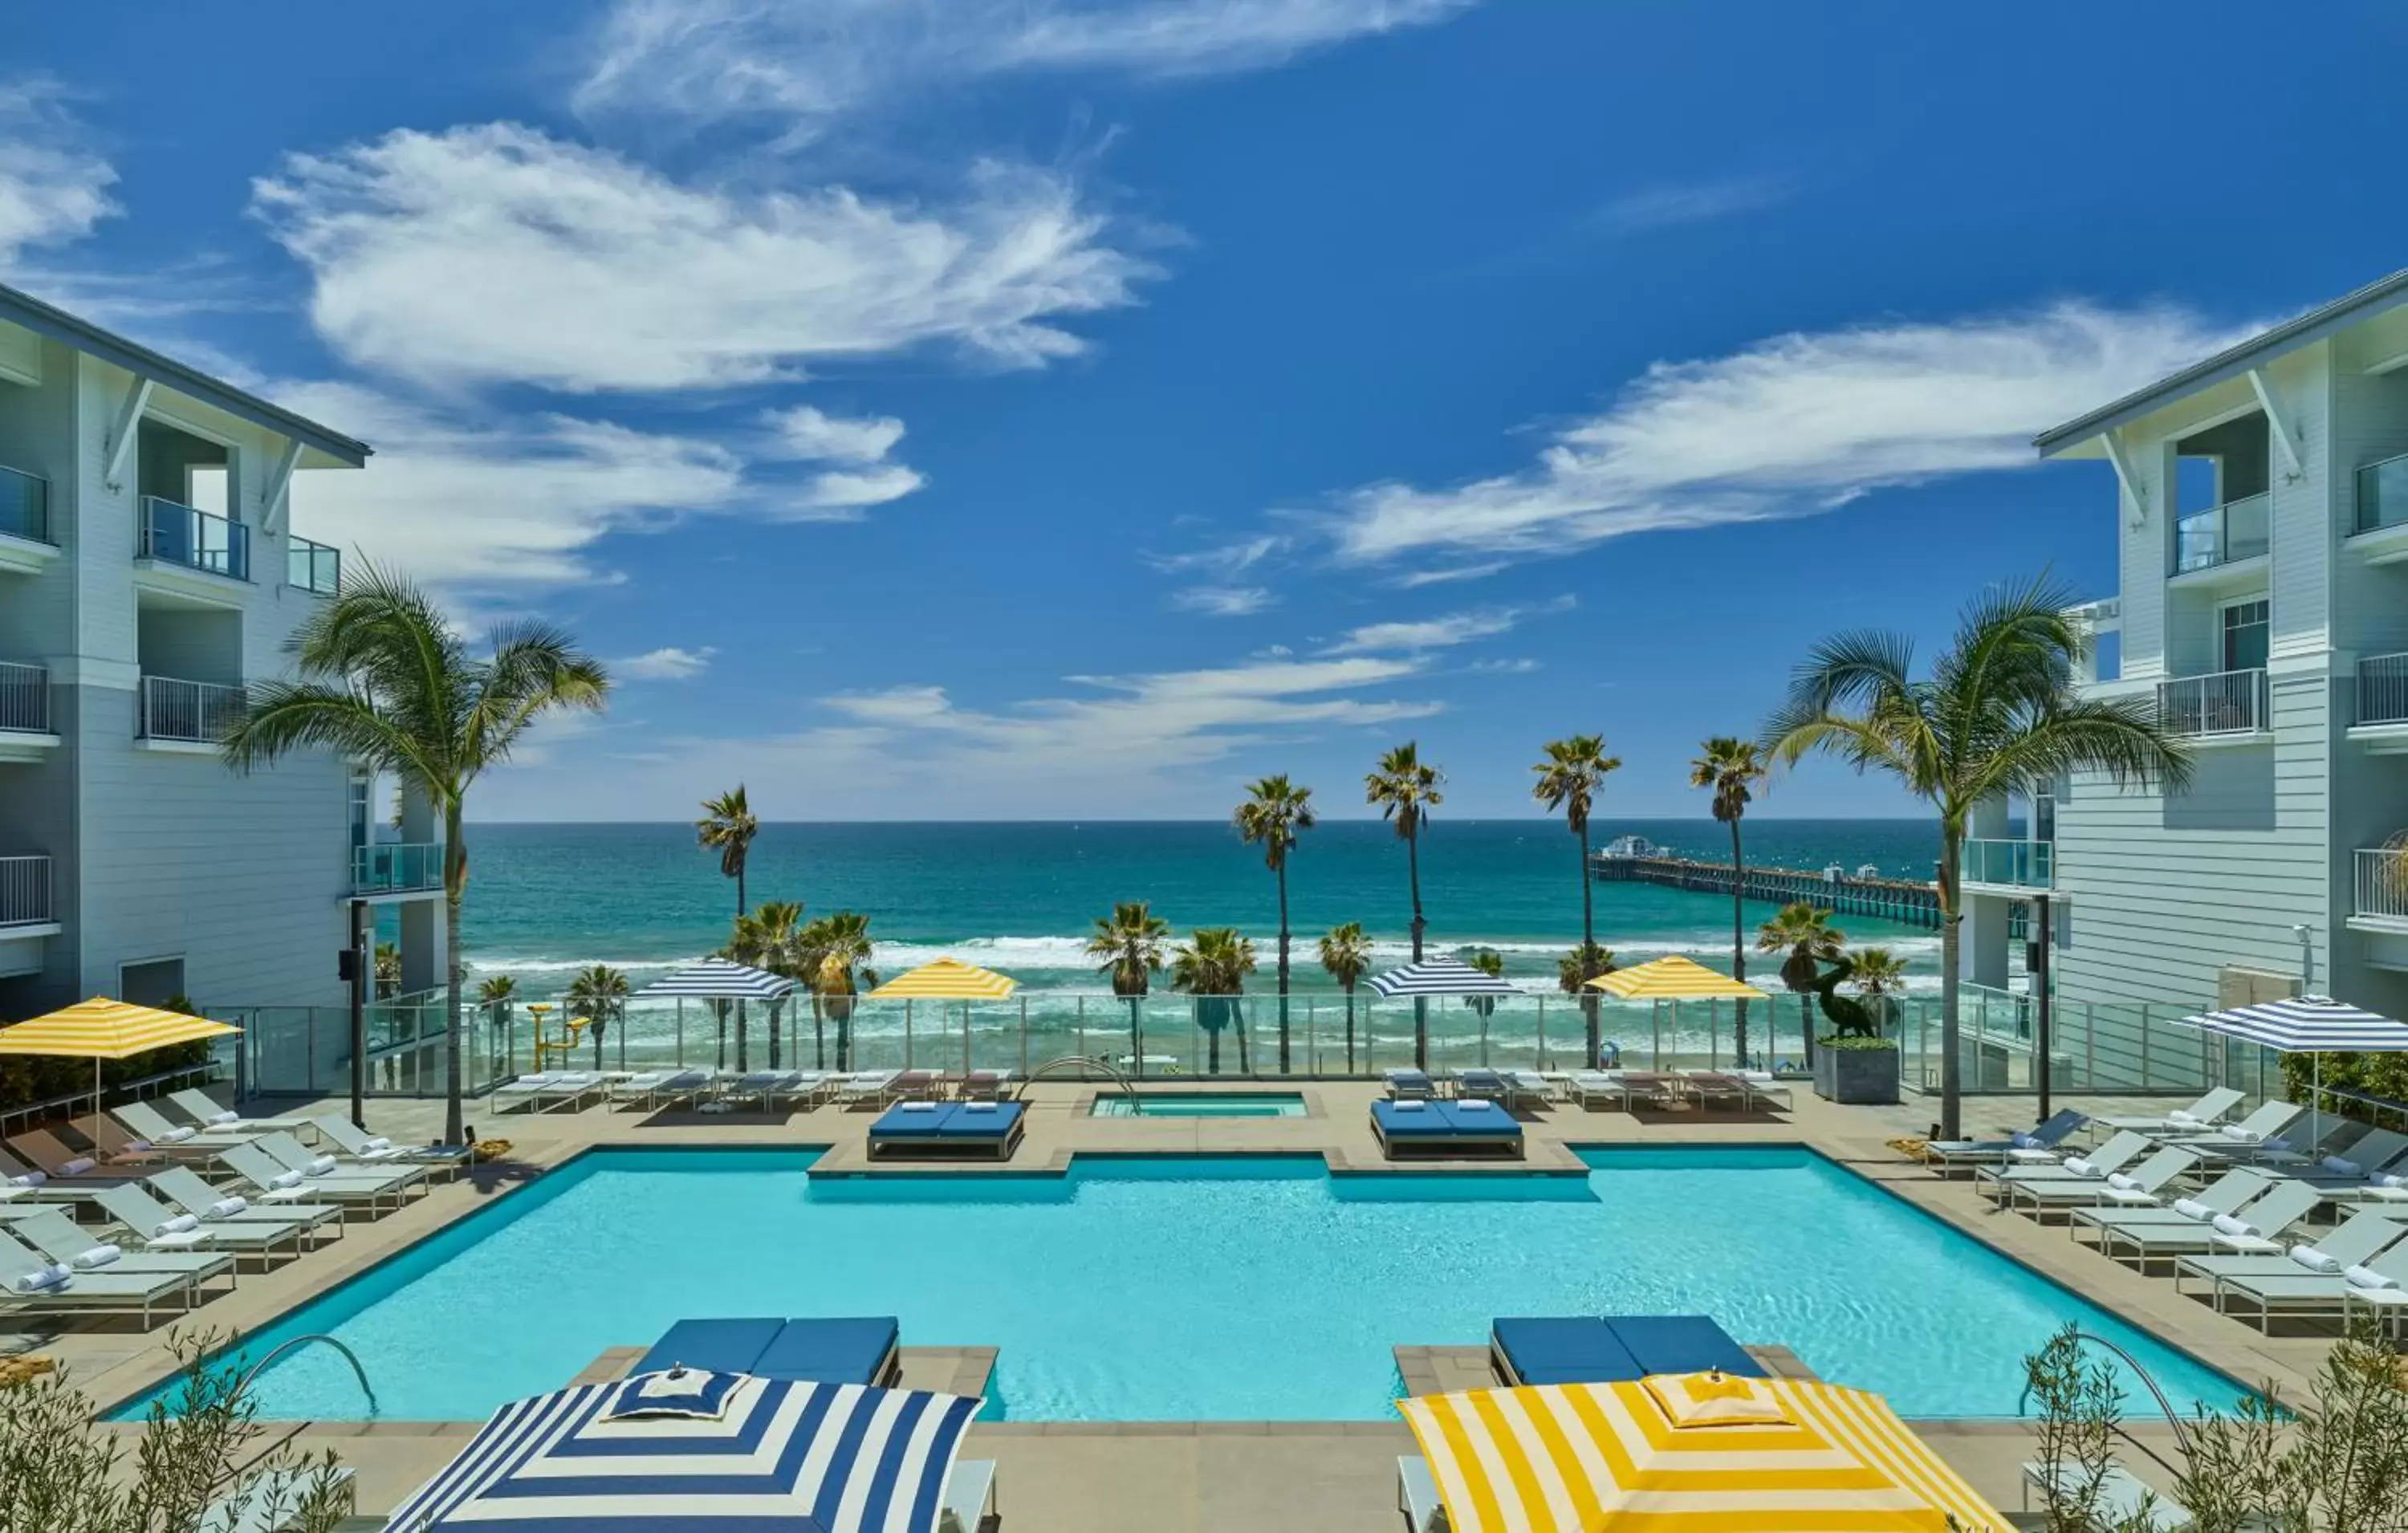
[140,495,250,580]
[353,842,445,895]
[0,854,50,927]
[0,660,46,734]
[2156,667,2268,736]
[1959,838,2052,888]
[138,674,245,743]
[2357,452,2408,536]
[288,535,340,595]
[2361,653,2408,726]
[2356,848,2408,927]
[2173,491,2270,572]
[0,463,48,544]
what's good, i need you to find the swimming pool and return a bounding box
[144,1147,2247,1423]
[1089,1092,1306,1116]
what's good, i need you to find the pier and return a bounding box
[1589,848,1943,929]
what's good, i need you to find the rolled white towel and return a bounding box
[900,1102,941,1112]
[57,1157,96,1177]
[157,1124,196,1144]
[305,1154,339,1177]
[6,1171,44,1188]
[361,1137,392,1153]
[2105,1172,2140,1192]
[2376,1173,2408,1189]
[10,1263,70,1294]
[1455,1100,1495,1112]
[151,1214,200,1238]
[2320,1157,2362,1177]
[205,1110,238,1126]
[267,1169,304,1191]
[207,1197,247,1218]
[2211,1212,2261,1240]
[2010,1131,2039,1149]
[2061,1157,2097,1177]
[2344,1263,2398,1291]
[2171,1198,2215,1222]
[1393,1100,1426,1112]
[122,1137,153,1153]
[2167,1109,2206,1128]
[71,1244,122,1271]
[2288,1246,2343,1274]
[2219,1124,2258,1143]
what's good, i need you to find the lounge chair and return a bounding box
[165,1088,316,1137]
[68,1114,174,1166]
[2021,1460,2192,1531]
[608,1069,714,1110]
[253,1132,426,1206]
[866,1101,1025,1161]
[1613,1070,1684,1108]
[1383,1068,1435,1100]
[2081,1179,2321,1270]
[0,1144,126,1203]
[218,1143,411,1217]
[1567,1071,1626,1108]
[635,1315,902,1385]
[529,1072,606,1112]
[1399,1455,1445,1533]
[493,1071,569,1112]
[1369,1100,1523,1160]
[838,1069,901,1105]
[112,1100,260,1153]
[1452,1067,1508,1103]
[2088,1088,2244,1137]
[958,1068,1016,1101]
[2204,1240,2408,1332]
[890,1069,942,1101]
[721,1070,806,1109]
[2069,1168,2268,1242]
[2153,1100,2303,1158]
[8,1128,144,1183]
[88,1182,307,1268]
[8,1206,233,1297]
[2003,1148,2199,1218]
[150,1165,343,1245]
[1499,1070,1553,1108]
[0,1226,196,1327]
[2171,1210,2408,1299]
[1734,1070,1793,1111]
[2284,1131,2408,1203]
[1921,1108,2086,1174]
[308,1116,471,1180]
[1974,1131,2152,1202]
[1490,1314,1764,1386]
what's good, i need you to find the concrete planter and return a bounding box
[1813,1043,1900,1105]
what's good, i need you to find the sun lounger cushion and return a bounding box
[752,1317,899,1383]
[1371,1100,1459,1138]
[1610,1315,1764,1378]
[1493,1318,1642,1385]
[637,1317,787,1376]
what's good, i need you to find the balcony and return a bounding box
[2353,848,2408,932]
[2156,667,2269,739]
[2173,492,2270,575]
[138,674,244,746]
[0,855,49,928]
[353,842,445,897]
[2361,653,2408,730]
[0,464,54,575]
[139,496,250,582]
[0,660,54,762]
[288,535,340,596]
[1959,838,2052,889]
[2353,453,2408,563]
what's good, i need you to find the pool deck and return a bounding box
[32,1080,2349,1531]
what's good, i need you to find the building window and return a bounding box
[120,957,186,1009]
[2221,599,2270,672]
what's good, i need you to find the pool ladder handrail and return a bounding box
[234,1333,379,1417]
[2014,1328,2193,1462]
[1018,1054,1140,1105]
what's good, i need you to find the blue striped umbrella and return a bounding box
[385,1376,980,1533]
[2176,996,2408,1145]
[637,957,796,1001]
[1367,955,1521,999]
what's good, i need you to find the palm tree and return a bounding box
[1556,941,1616,1063]
[563,963,630,1070]
[811,912,877,1071]
[735,900,807,1070]
[372,941,401,1000]
[1531,734,1621,1067]
[1690,737,1768,1067]
[1849,946,1910,1034]
[1757,901,1845,1064]
[697,786,759,919]
[1088,901,1169,1075]
[1365,742,1444,1067]
[1234,775,1316,1073]
[1462,947,1506,1065]
[222,564,609,1145]
[1171,928,1257,1075]
[476,973,518,1083]
[795,916,833,1067]
[1763,575,2193,1137]
[1318,922,1373,1072]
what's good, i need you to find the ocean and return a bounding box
[452,818,1943,998]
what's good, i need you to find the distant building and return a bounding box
[0,281,445,1018]
[1967,269,2408,1020]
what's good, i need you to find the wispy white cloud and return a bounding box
[1324,596,1571,654]
[0,78,117,265]
[768,405,905,464]
[1588,175,1790,235]
[1319,303,2254,568]
[614,645,716,680]
[1171,584,1275,616]
[577,0,1478,130]
[1145,532,1288,577]
[252,124,1155,392]
[1462,656,1540,675]
[765,404,925,514]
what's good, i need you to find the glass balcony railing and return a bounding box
[2157,667,2269,737]
[2173,491,2270,572]
[1959,838,2052,888]
[140,496,250,581]
[138,674,245,743]
[288,535,340,595]
[0,660,47,734]
[2357,453,2408,536]
[353,842,445,895]
[0,463,49,544]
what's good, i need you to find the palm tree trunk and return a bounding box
[735,999,748,1074]
[811,994,825,1069]
[1728,816,1754,1069]
[1578,823,1598,1067]
[1206,998,1221,1074]
[1275,863,1291,1074]
[1127,994,1143,1078]
[736,865,746,919]
[1408,827,1428,1069]
[767,1001,781,1071]
[1938,825,1965,1141]
[442,805,466,1146]
[1235,998,1251,1074]
[1344,988,1357,1072]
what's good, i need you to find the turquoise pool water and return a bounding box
[138,1148,2247,1423]
[1089,1092,1307,1117]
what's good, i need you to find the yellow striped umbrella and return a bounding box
[1587,954,1769,1000]
[869,959,1018,1000]
[1397,1376,2009,1533]
[0,998,240,1108]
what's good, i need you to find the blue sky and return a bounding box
[7,0,2405,820]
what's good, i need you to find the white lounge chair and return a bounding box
[2005,1148,2199,1217]
[493,1071,568,1112]
[112,1099,262,1153]
[1568,1071,1626,1108]
[218,1143,412,1217]
[150,1165,344,1244]
[0,1226,196,1327]
[9,1206,233,1298]
[2284,1130,2408,1203]
[2068,1168,2269,1248]
[165,1088,317,1137]
[838,1070,901,1105]
[608,1069,713,1110]
[1975,1131,2151,1202]
[2207,1239,2408,1331]
[89,1181,308,1268]
[254,1132,426,1206]
[2171,1210,2408,1299]
[308,1116,472,1180]
[2088,1088,2243,1137]
[2153,1100,2304,1161]
[2083,1178,2321,1269]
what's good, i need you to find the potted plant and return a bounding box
[1813,1034,1900,1104]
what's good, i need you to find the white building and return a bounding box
[1959,269,2408,1023]
[0,282,447,1021]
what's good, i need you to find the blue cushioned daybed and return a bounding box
[1490,1314,1763,1386]
[867,1100,1026,1161]
[1369,1099,1523,1160]
[637,1315,901,1385]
